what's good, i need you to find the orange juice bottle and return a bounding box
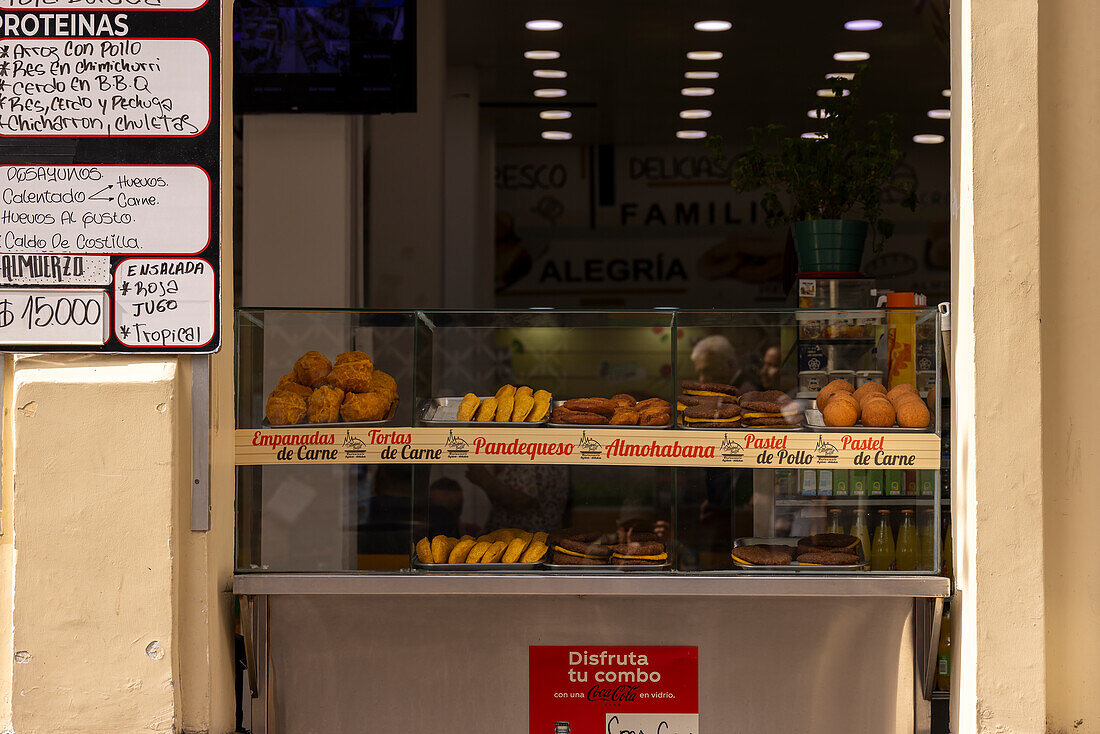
[895,509,918,571]
[871,510,895,571]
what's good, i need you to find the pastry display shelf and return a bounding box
[232,572,952,598]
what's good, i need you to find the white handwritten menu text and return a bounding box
[0,39,211,137]
[0,164,210,253]
[0,0,207,9]
[113,257,213,347]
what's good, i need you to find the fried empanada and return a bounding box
[495,384,517,421]
[293,350,333,387]
[327,360,375,393]
[335,350,373,367]
[266,390,308,426]
[512,386,535,421]
[456,393,480,422]
[476,398,498,421]
[340,391,391,422]
[307,385,345,424]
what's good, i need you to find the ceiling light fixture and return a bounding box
[833,51,870,62]
[533,69,567,79]
[681,87,715,96]
[676,130,707,140]
[679,109,712,119]
[942,89,952,97]
[539,110,572,120]
[526,19,562,31]
[542,130,573,141]
[844,19,883,31]
[524,50,560,60]
[816,88,850,97]
[686,51,723,61]
[534,88,567,98]
[801,132,828,140]
[913,134,945,144]
[685,71,719,80]
[807,109,831,119]
[826,72,855,80]
[927,109,951,120]
[694,20,732,32]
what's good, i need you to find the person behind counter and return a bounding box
[465,464,570,533]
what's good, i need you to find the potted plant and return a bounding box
[711,69,917,272]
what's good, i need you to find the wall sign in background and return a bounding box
[0,0,220,353]
[529,646,698,734]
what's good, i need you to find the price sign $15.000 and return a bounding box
[0,289,109,345]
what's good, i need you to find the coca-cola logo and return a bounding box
[587,683,638,703]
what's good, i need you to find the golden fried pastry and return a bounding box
[335,350,372,367]
[266,390,308,426]
[456,393,480,422]
[369,370,397,398]
[496,384,517,421]
[896,400,931,428]
[641,410,671,426]
[502,536,531,563]
[512,386,535,421]
[886,383,919,403]
[476,397,498,421]
[465,541,491,563]
[533,531,548,545]
[861,398,897,427]
[276,381,313,400]
[307,385,345,424]
[327,360,375,393]
[293,350,333,387]
[831,392,861,412]
[481,540,507,563]
[611,393,637,408]
[340,391,391,422]
[610,409,640,426]
[528,391,552,422]
[563,397,617,416]
[277,371,300,387]
[555,409,609,425]
[448,538,476,563]
[635,397,671,411]
[415,537,433,564]
[816,379,855,411]
[854,381,887,403]
[430,535,455,564]
[823,399,859,427]
[521,541,548,563]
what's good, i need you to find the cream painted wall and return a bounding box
[1038,0,1100,731]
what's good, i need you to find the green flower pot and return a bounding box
[791,219,869,273]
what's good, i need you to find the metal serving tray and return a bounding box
[543,562,672,572]
[417,396,551,427]
[731,537,867,572]
[676,417,806,431]
[804,408,931,432]
[412,559,543,572]
[547,400,672,429]
[262,399,399,428]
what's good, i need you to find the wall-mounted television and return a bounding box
[234,0,416,114]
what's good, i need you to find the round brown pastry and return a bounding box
[635,397,672,412]
[369,370,397,398]
[293,350,333,387]
[739,390,794,413]
[554,409,610,425]
[677,393,729,409]
[562,398,617,416]
[307,385,345,424]
[340,391,391,422]
[731,545,793,566]
[682,403,740,427]
[797,551,861,565]
[640,410,671,426]
[886,383,919,403]
[552,552,607,565]
[815,379,855,411]
[822,399,859,427]
[622,531,660,543]
[335,350,372,367]
[552,530,601,545]
[854,381,888,402]
[613,541,665,556]
[896,399,931,428]
[860,398,897,427]
[610,409,640,426]
[681,380,739,399]
[741,415,803,428]
[555,537,612,558]
[830,392,861,411]
[266,390,307,426]
[611,394,637,408]
[926,385,936,415]
[798,533,860,550]
[326,360,375,393]
[276,381,313,401]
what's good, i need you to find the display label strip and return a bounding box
[235,427,942,469]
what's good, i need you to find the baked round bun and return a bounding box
[861,398,897,427]
[731,545,793,566]
[886,383,919,403]
[815,379,855,411]
[854,381,887,402]
[822,399,859,427]
[831,391,861,409]
[681,380,739,399]
[896,399,931,428]
[797,551,860,565]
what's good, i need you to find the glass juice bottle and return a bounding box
[850,510,872,569]
[895,510,919,571]
[871,510,895,571]
[826,508,844,535]
[919,508,936,571]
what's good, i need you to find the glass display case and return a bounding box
[235,307,945,576]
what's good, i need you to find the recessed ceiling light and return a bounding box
[826,72,855,80]
[942,88,952,97]
[686,51,723,61]
[685,71,719,80]
[927,109,951,120]
[833,51,870,62]
[542,130,572,141]
[524,50,560,60]
[677,130,707,140]
[913,134,945,144]
[533,69,567,79]
[694,20,732,32]
[801,132,828,140]
[680,109,712,119]
[681,87,715,96]
[816,88,850,97]
[807,109,832,119]
[844,19,883,31]
[539,109,572,120]
[534,88,567,98]
[526,19,562,31]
